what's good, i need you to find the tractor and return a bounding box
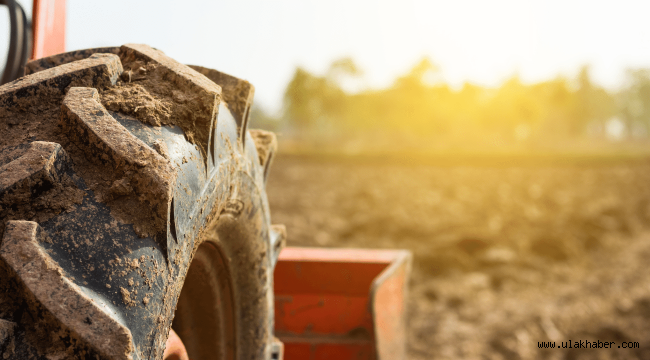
[0,1,411,359]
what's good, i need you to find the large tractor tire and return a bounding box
[0,44,285,360]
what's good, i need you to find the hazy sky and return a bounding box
[6,0,650,113]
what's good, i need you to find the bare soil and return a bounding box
[266,154,650,360]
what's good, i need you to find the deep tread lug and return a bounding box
[24,47,121,76]
[0,53,123,107]
[249,129,277,181]
[0,220,135,360]
[61,87,176,238]
[0,318,16,345]
[188,65,254,142]
[120,44,221,165]
[0,141,72,204]
[270,224,286,267]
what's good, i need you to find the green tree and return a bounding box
[573,66,614,137]
[619,69,650,138]
[327,57,362,79]
[394,57,439,89]
[283,67,345,132]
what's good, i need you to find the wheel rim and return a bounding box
[172,241,236,360]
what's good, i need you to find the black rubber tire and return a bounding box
[0,44,284,360]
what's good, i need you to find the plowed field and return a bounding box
[267,154,650,360]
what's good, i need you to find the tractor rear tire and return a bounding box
[0,44,284,360]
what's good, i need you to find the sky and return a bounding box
[4,0,650,114]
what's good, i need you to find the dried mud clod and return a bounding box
[108,178,134,199]
[120,287,137,308]
[102,83,172,127]
[153,139,170,160]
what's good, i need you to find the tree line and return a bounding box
[253,58,650,151]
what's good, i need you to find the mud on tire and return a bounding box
[0,44,284,360]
